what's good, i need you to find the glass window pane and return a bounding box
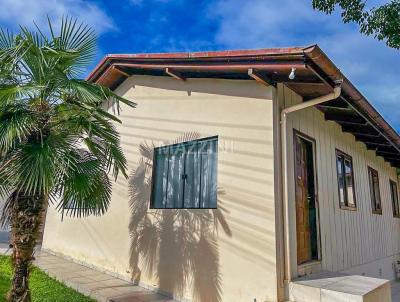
[152,136,218,209]
[391,181,399,216]
[395,184,399,216]
[373,173,381,210]
[183,143,201,208]
[369,168,381,213]
[391,182,395,215]
[165,147,185,208]
[199,139,218,208]
[152,148,169,208]
[344,159,355,207]
[337,155,345,205]
[368,169,375,211]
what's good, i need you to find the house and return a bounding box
[42,45,400,302]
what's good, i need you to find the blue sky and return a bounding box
[0,0,398,130]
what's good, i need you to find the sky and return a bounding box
[0,0,398,130]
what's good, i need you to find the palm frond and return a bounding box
[61,79,136,108]
[0,84,43,105]
[8,137,65,196]
[0,103,37,155]
[0,192,16,228]
[0,17,135,221]
[48,16,97,77]
[0,29,15,50]
[0,154,14,200]
[55,150,112,217]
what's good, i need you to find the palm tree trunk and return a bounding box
[6,194,46,302]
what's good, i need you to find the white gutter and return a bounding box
[280,86,341,282]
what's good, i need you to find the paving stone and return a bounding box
[85,273,114,282]
[73,276,98,284]
[99,278,131,288]
[110,292,175,302]
[137,293,176,302]
[34,251,178,302]
[112,286,146,295]
[54,271,79,281]
[78,269,104,277]
[92,287,121,298]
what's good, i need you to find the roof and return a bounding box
[87,45,400,168]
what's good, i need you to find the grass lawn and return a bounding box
[0,255,94,302]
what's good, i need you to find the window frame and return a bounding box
[390,179,400,218]
[368,166,382,215]
[335,149,357,211]
[150,135,218,210]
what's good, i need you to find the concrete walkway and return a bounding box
[34,251,177,302]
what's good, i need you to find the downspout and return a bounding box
[280,85,341,283]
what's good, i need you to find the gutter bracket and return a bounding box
[248,68,272,86]
[165,68,186,81]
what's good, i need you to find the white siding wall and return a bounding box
[279,84,400,280]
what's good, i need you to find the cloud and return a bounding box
[0,0,114,34]
[209,0,400,129]
[209,0,328,48]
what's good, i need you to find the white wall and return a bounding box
[279,84,400,280]
[43,76,279,302]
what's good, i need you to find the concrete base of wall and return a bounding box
[288,271,391,302]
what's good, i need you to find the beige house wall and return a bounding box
[43,77,400,302]
[43,76,279,302]
[278,84,400,281]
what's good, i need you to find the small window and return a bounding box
[368,167,382,214]
[336,150,356,209]
[151,136,218,209]
[390,180,400,218]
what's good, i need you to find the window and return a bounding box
[390,180,400,218]
[336,150,356,209]
[368,167,382,214]
[151,136,218,209]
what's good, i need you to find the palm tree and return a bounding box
[0,18,135,302]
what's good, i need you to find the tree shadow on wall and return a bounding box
[128,132,232,302]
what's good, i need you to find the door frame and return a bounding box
[293,130,322,270]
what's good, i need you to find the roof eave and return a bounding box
[86,46,400,166]
[86,45,314,82]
